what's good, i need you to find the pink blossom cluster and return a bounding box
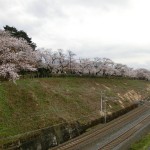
[36,49,150,80]
[0,30,37,81]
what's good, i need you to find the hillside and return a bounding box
[0,77,150,144]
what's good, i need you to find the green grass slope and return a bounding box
[131,133,150,150]
[0,77,150,143]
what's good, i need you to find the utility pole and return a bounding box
[100,91,103,112]
[104,98,107,124]
[100,90,107,123]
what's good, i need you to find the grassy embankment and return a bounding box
[0,77,150,144]
[131,133,150,150]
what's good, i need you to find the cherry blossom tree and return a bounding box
[100,58,115,76]
[0,30,37,81]
[6,44,148,80]
[135,68,150,80]
[32,49,150,80]
[77,58,92,75]
[66,50,76,74]
[92,58,115,76]
[56,49,68,74]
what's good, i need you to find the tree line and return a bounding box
[0,26,150,81]
[34,49,150,80]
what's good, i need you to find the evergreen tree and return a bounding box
[4,25,36,50]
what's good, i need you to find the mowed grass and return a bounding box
[0,77,150,143]
[131,133,150,150]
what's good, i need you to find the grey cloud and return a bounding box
[24,0,67,19]
[72,43,150,63]
[60,0,129,9]
[18,0,130,21]
[0,0,150,70]
[0,0,18,11]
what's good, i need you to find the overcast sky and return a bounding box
[0,0,150,69]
